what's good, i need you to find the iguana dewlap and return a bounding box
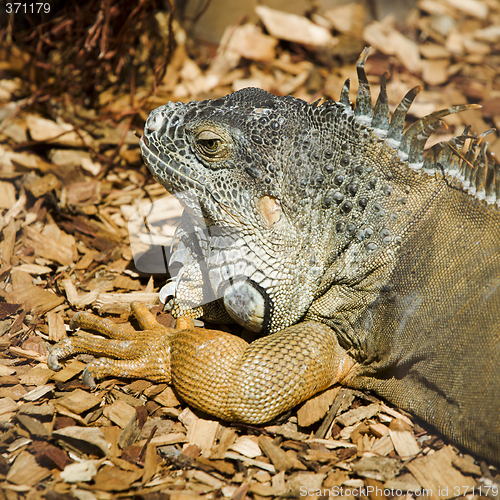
[49,50,500,463]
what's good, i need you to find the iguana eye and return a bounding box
[196,130,224,158]
[202,139,220,150]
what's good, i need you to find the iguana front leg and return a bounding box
[48,303,356,423]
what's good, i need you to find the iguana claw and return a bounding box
[82,367,96,389]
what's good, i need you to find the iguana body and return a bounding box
[49,51,500,463]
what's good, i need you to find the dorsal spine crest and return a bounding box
[342,47,500,208]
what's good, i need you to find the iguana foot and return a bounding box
[48,302,174,388]
[48,302,356,423]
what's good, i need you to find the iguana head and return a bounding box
[141,88,299,227]
[140,49,496,334]
[141,88,334,332]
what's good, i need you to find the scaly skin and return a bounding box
[49,50,500,462]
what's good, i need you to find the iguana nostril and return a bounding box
[146,112,163,133]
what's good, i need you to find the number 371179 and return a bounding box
[6,3,51,14]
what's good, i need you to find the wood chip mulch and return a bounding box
[1,0,500,498]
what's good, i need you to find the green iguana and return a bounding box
[48,49,500,463]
